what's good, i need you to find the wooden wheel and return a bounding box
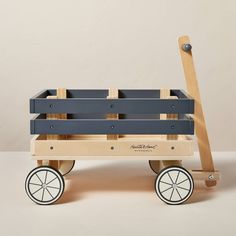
[25,166,64,205]
[149,160,162,174]
[59,160,75,176]
[155,166,194,205]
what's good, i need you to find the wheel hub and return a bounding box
[172,184,177,189]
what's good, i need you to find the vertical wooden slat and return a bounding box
[160,89,178,140]
[160,89,182,168]
[40,88,67,169]
[106,88,119,140]
[167,96,178,140]
[160,89,169,140]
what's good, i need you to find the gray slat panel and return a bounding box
[30,98,194,114]
[31,119,194,135]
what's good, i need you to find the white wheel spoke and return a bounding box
[35,173,43,184]
[41,189,45,201]
[30,183,42,187]
[46,188,54,199]
[169,188,175,200]
[160,181,172,186]
[32,186,43,195]
[177,178,189,186]
[47,185,60,190]
[175,188,182,200]
[161,186,173,194]
[177,186,190,191]
[44,171,48,184]
[167,172,174,184]
[175,171,180,184]
[46,177,58,185]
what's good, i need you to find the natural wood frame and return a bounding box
[31,134,194,159]
[106,88,119,140]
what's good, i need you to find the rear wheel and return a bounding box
[59,160,75,176]
[37,160,75,176]
[149,160,162,174]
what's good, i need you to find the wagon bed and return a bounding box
[30,88,194,160]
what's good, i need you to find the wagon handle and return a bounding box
[178,35,216,187]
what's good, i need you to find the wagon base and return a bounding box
[31,134,194,160]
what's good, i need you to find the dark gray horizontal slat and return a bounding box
[30,98,194,114]
[32,89,162,99]
[31,89,192,99]
[31,118,194,135]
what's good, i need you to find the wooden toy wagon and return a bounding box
[25,36,219,205]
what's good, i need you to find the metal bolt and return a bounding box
[171,146,175,150]
[182,43,192,52]
[111,146,114,150]
[50,146,54,150]
[110,104,114,108]
[171,125,175,129]
[208,174,215,180]
[50,125,54,129]
[171,104,175,110]
[111,125,115,129]
[49,104,53,108]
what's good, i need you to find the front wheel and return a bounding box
[155,166,194,205]
[25,166,65,205]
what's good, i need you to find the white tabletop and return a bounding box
[0,152,235,236]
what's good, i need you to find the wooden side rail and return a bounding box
[30,116,194,135]
[30,90,194,114]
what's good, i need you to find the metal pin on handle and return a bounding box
[182,43,192,52]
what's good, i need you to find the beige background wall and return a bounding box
[0,0,235,151]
